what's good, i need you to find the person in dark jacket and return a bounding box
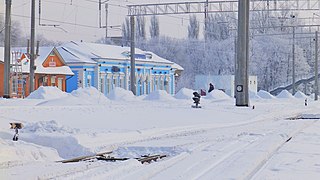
[208,83,214,93]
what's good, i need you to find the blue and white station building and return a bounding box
[57,41,183,96]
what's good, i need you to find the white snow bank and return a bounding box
[21,121,91,159]
[107,87,137,101]
[249,91,261,99]
[22,120,79,134]
[0,138,60,162]
[257,90,276,99]
[143,90,175,101]
[277,90,295,98]
[71,87,109,101]
[204,89,231,100]
[37,87,110,106]
[294,91,308,99]
[26,86,68,100]
[174,88,195,100]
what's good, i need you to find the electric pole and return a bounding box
[4,0,12,98]
[130,16,136,95]
[235,0,249,106]
[315,31,319,100]
[204,0,208,42]
[292,27,296,95]
[105,3,108,43]
[30,0,36,93]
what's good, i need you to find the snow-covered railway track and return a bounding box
[247,119,318,180]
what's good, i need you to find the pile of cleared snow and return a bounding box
[294,91,308,99]
[26,86,68,100]
[257,90,276,99]
[174,88,195,100]
[277,90,295,98]
[144,90,175,101]
[38,87,110,106]
[204,90,231,100]
[0,138,60,162]
[71,87,107,100]
[249,91,261,99]
[22,120,79,134]
[21,120,91,159]
[107,87,137,101]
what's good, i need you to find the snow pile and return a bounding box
[107,87,137,101]
[26,86,68,100]
[22,120,79,134]
[0,138,60,162]
[174,88,195,100]
[277,90,295,98]
[38,87,110,106]
[21,120,91,159]
[249,91,261,99]
[204,90,231,100]
[294,91,308,99]
[257,90,276,99]
[143,90,175,101]
[71,87,109,102]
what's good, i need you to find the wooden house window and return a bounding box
[51,76,56,86]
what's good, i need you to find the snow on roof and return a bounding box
[64,41,177,66]
[172,63,184,71]
[11,47,73,75]
[57,43,97,64]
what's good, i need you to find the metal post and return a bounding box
[30,0,36,93]
[105,3,108,43]
[235,0,249,106]
[130,16,136,95]
[292,27,296,95]
[204,0,208,42]
[315,31,319,100]
[4,0,12,98]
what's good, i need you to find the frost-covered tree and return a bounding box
[150,15,160,39]
[188,15,199,40]
[0,15,4,46]
[121,17,130,46]
[136,16,146,40]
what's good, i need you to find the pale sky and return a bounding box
[1,0,207,43]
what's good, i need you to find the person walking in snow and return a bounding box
[208,83,214,93]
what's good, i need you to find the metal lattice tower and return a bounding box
[128,0,320,16]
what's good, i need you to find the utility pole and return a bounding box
[315,31,319,100]
[105,3,108,43]
[30,0,36,93]
[292,27,296,95]
[235,0,249,106]
[130,16,136,95]
[4,0,12,98]
[204,0,208,42]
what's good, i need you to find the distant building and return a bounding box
[0,47,74,98]
[195,75,257,97]
[1,42,183,98]
[58,41,183,96]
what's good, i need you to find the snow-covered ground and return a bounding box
[1,87,320,179]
